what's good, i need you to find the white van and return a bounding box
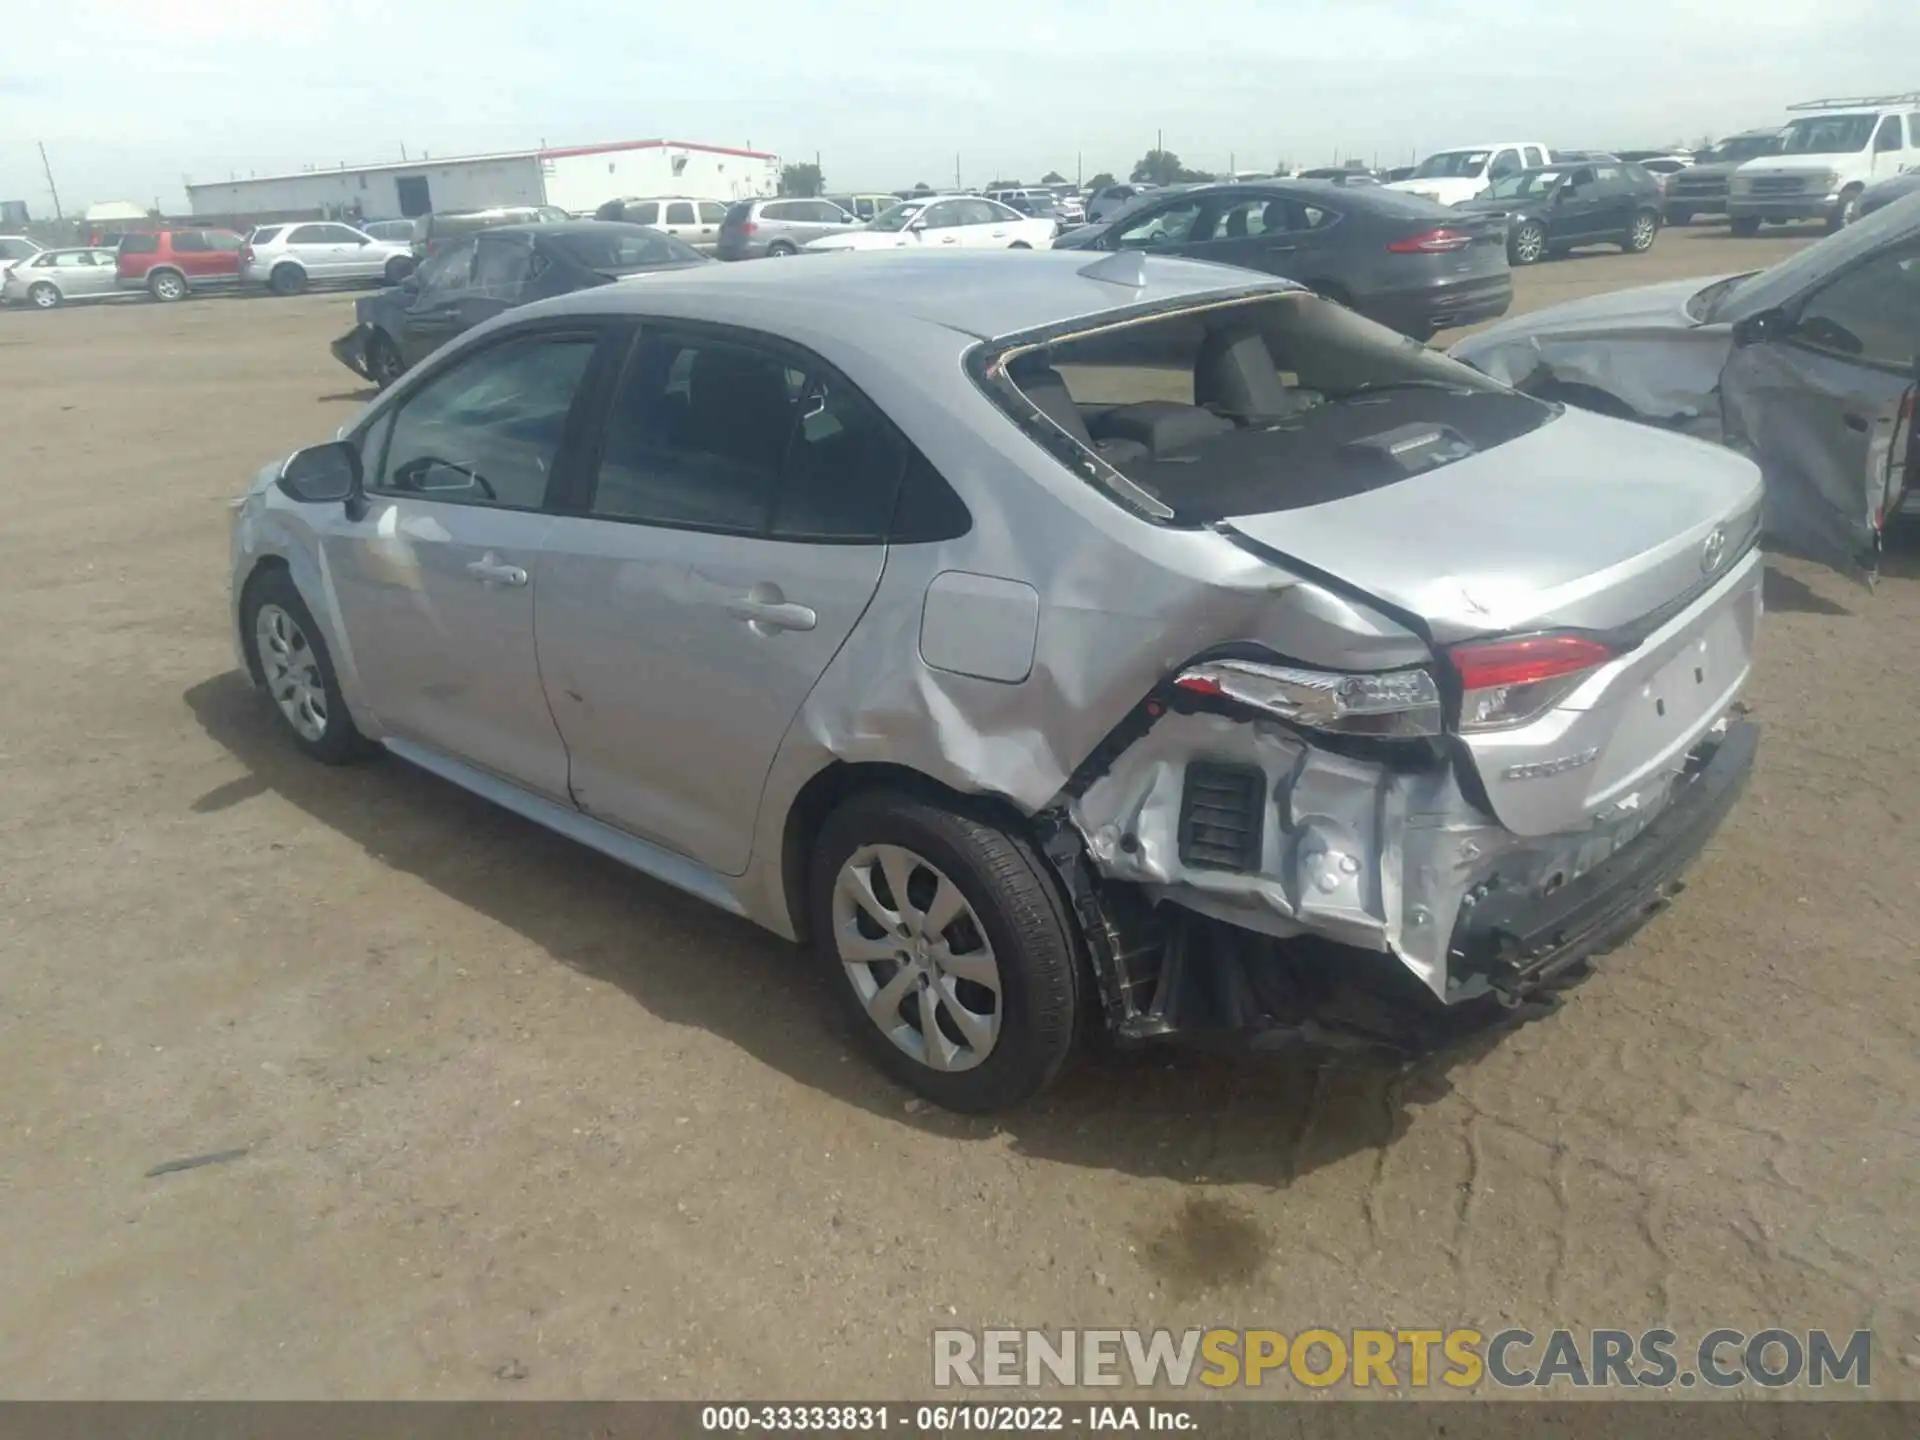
[1729,93,1920,233]
[1385,141,1552,206]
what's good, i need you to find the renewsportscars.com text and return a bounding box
[932,1328,1874,1391]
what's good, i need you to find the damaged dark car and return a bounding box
[246,249,1763,1112]
[1451,191,1920,576]
[330,220,709,389]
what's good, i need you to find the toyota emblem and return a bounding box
[1700,526,1727,574]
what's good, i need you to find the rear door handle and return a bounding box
[727,596,817,633]
[1843,413,1870,433]
[1262,244,1298,254]
[466,555,528,587]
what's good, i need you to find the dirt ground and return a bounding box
[1,223,1916,1400]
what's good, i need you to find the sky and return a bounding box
[2,0,1916,215]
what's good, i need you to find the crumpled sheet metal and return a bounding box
[1464,330,1729,438]
[1066,710,1683,1001]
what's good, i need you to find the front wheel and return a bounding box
[1509,220,1546,265]
[242,568,373,765]
[1828,188,1863,232]
[810,792,1082,1112]
[148,269,187,301]
[1729,217,1761,238]
[1623,209,1658,253]
[366,331,406,389]
[28,282,60,310]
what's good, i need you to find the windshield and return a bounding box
[867,202,927,232]
[548,229,705,271]
[1705,135,1781,164]
[978,291,1545,524]
[1488,170,1562,199]
[1412,150,1490,179]
[1714,188,1920,322]
[1778,114,1876,156]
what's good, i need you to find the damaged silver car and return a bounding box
[231,250,1763,1111]
[1450,191,1919,579]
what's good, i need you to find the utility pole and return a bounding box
[38,142,62,220]
[1076,151,1082,187]
[1157,128,1164,155]
[400,142,409,161]
[954,152,961,190]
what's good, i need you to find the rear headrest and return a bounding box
[1195,327,1297,421]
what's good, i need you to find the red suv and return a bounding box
[116,228,245,301]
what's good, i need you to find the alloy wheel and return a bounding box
[832,844,1002,1073]
[30,284,59,309]
[152,272,186,301]
[1632,214,1656,249]
[254,603,329,742]
[1513,223,1544,263]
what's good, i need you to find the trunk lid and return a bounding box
[1220,406,1766,837]
[1220,405,1763,642]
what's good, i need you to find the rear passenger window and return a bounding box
[286,225,330,245]
[120,234,159,255]
[590,335,796,532]
[665,202,696,225]
[170,232,209,253]
[376,335,596,510]
[625,202,659,225]
[206,231,243,252]
[773,380,907,541]
[699,201,727,223]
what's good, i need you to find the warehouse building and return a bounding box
[184,138,780,222]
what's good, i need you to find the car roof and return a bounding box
[524,248,1298,341]
[490,219,668,239]
[1167,178,1454,217]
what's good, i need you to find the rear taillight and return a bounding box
[1387,227,1475,254]
[1449,634,1616,732]
[741,221,758,235]
[240,245,253,264]
[1173,660,1443,739]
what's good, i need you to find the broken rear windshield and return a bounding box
[974,291,1553,524]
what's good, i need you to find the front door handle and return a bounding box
[466,555,528,587]
[727,594,817,634]
[1262,244,1298,254]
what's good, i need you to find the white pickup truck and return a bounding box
[1729,93,1920,233]
[1385,141,1553,206]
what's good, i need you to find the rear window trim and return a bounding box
[964,282,1313,525]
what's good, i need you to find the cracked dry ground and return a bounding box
[2,230,1917,1398]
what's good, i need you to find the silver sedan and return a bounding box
[2,248,122,308]
[231,250,1765,1111]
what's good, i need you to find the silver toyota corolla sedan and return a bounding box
[231,250,1764,1111]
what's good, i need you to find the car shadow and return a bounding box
[184,668,1511,1188]
[1762,563,1852,615]
[317,388,379,405]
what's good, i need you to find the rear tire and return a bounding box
[241,568,374,766]
[766,241,797,258]
[148,269,187,301]
[382,255,413,285]
[28,282,60,310]
[1729,217,1761,238]
[269,263,307,296]
[1508,220,1546,265]
[1622,209,1658,253]
[809,791,1082,1112]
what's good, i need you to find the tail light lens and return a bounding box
[1449,634,1616,732]
[240,245,254,264]
[741,221,759,235]
[1174,660,1442,738]
[1387,227,1474,254]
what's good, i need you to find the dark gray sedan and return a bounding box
[1051,180,1511,340]
[331,221,708,387]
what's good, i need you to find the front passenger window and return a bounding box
[1488,149,1522,180]
[377,336,596,508]
[1115,201,1203,248]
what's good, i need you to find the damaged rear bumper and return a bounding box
[1447,718,1756,999]
[1057,710,1757,1057]
[330,324,375,381]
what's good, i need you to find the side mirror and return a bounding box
[277,441,362,505]
[1731,309,1789,348]
[908,218,928,232]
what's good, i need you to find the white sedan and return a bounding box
[804,195,1054,252]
